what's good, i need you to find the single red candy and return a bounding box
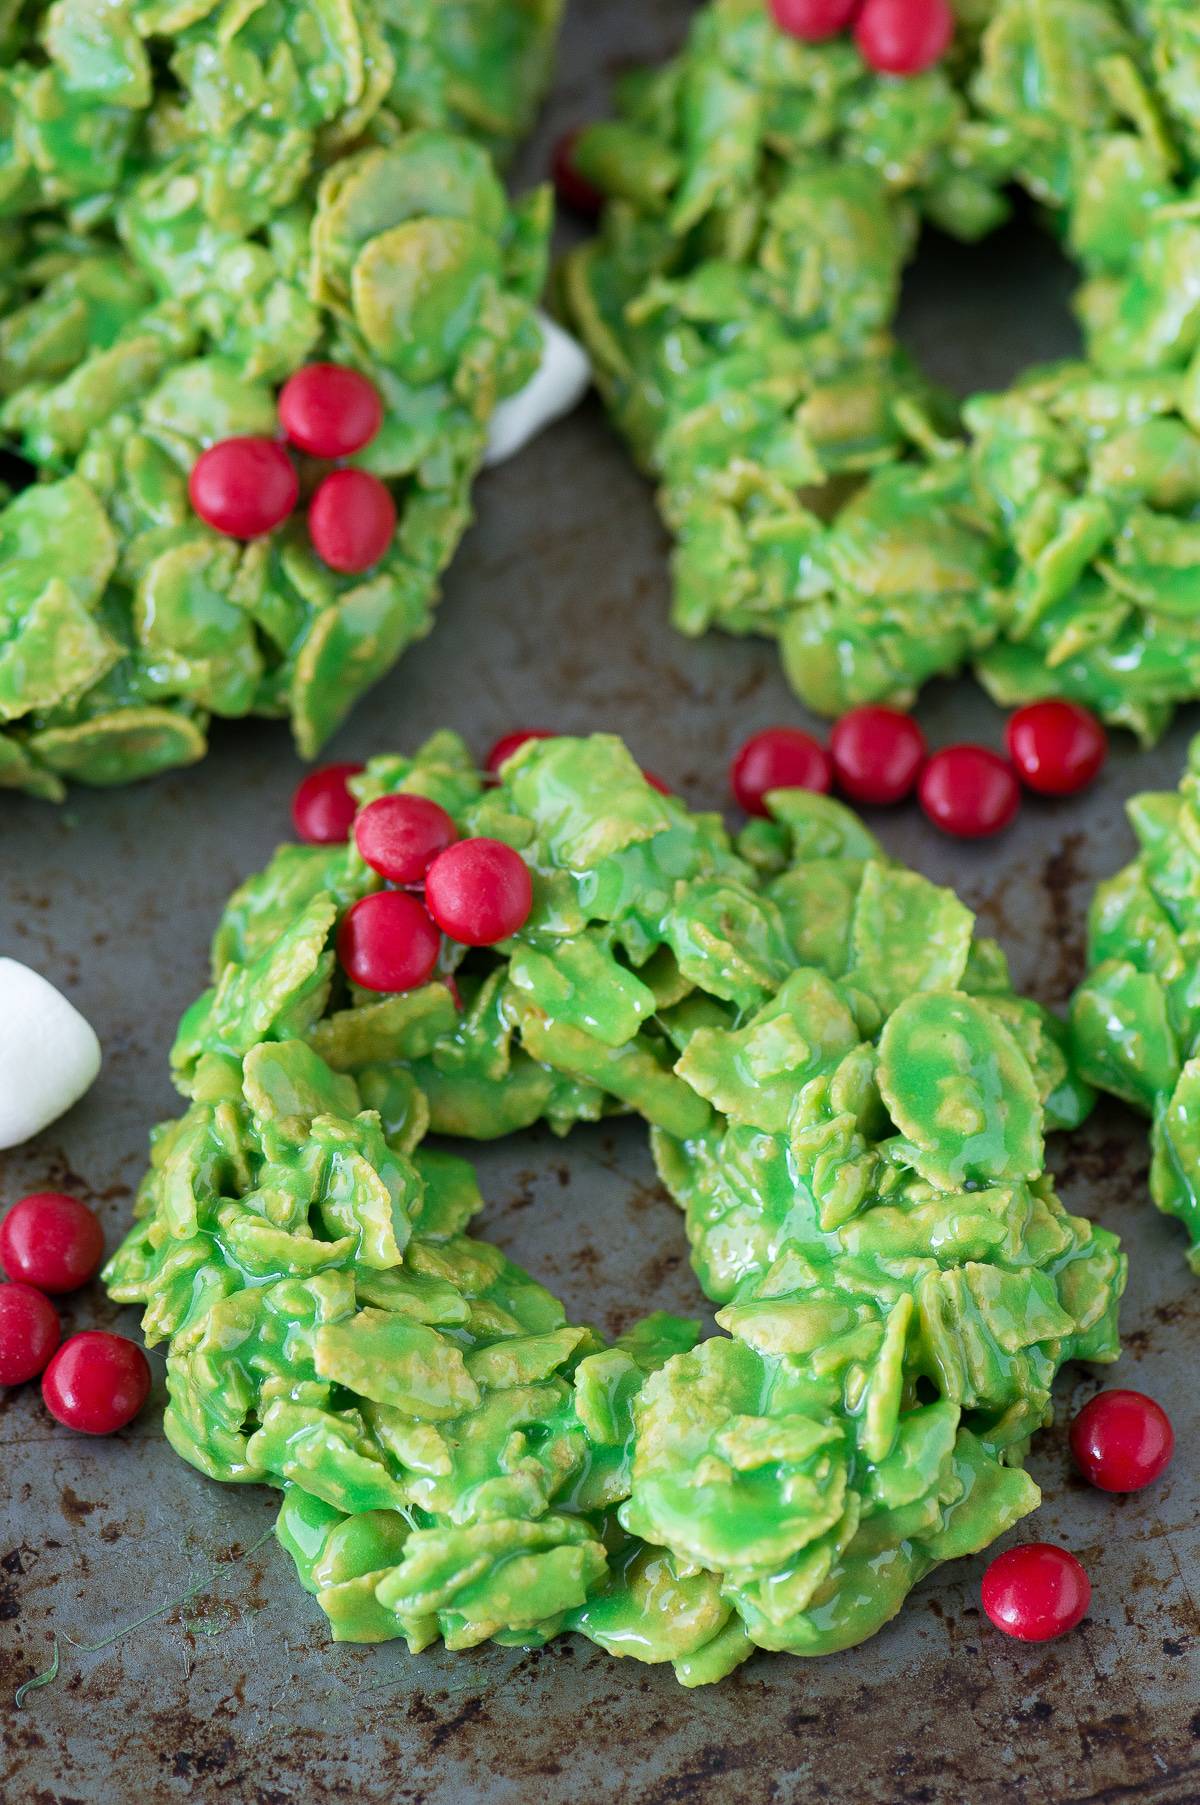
[279,363,384,460]
[189,437,299,539]
[354,793,457,884]
[0,1285,60,1385]
[829,705,926,805]
[1006,700,1107,797]
[425,839,533,946]
[42,1331,151,1435]
[337,891,442,994]
[308,469,396,573]
[0,1193,104,1295]
[918,745,1020,838]
[1069,1389,1174,1493]
[291,762,364,845]
[770,0,862,41]
[485,729,557,779]
[855,0,954,73]
[552,129,604,218]
[730,727,833,817]
[981,1543,1091,1643]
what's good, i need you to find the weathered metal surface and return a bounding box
[2,5,1199,1800]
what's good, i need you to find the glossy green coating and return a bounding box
[106,732,1125,1679]
[0,2,563,797]
[561,0,1200,739]
[1072,732,1200,1271]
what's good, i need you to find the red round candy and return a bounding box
[425,839,533,946]
[0,1285,60,1385]
[730,727,833,817]
[42,1331,151,1435]
[1069,1389,1175,1494]
[854,0,954,72]
[1006,700,1107,797]
[291,762,364,845]
[552,129,604,218]
[486,729,557,779]
[830,706,927,806]
[354,793,457,884]
[189,437,299,539]
[981,1543,1091,1643]
[337,891,442,994]
[278,363,384,460]
[308,469,396,574]
[770,0,861,40]
[918,745,1020,839]
[0,1193,104,1295]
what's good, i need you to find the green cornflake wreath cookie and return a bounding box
[105,732,1126,1680]
[1072,732,1200,1274]
[0,1,563,800]
[561,0,1200,744]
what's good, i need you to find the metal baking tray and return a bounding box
[2,4,1197,1799]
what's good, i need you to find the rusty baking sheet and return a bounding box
[2,3,1199,1800]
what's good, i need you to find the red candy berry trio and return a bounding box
[188,362,395,576]
[0,1192,149,1434]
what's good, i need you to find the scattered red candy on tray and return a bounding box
[291,762,364,845]
[1069,1389,1175,1494]
[425,839,533,946]
[770,0,861,40]
[354,794,458,885]
[278,363,383,460]
[308,468,397,573]
[552,129,604,218]
[0,1285,60,1385]
[854,0,953,73]
[338,891,442,994]
[189,437,299,539]
[42,1331,151,1435]
[1006,700,1108,797]
[485,729,557,778]
[0,1192,104,1295]
[981,1543,1091,1643]
[918,745,1020,838]
[830,705,926,806]
[730,727,833,817]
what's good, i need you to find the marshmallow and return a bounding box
[484,309,592,466]
[0,958,102,1149]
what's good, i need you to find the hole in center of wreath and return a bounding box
[469,1118,717,1345]
[898,197,1083,400]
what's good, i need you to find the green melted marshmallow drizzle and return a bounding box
[560,0,1200,744]
[1073,731,1200,1274]
[105,733,1126,1682]
[0,1,563,799]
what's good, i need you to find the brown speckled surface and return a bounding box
[2,4,1199,1800]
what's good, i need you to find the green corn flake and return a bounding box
[108,733,1125,1682]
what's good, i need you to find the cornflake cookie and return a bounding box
[562,0,1200,743]
[1073,732,1200,1275]
[0,1,563,798]
[106,732,1126,1679]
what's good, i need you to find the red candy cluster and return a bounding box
[728,699,1108,838]
[0,1192,149,1434]
[189,363,395,576]
[769,0,954,73]
[295,762,535,997]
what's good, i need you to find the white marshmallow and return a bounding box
[0,958,102,1149]
[484,309,592,466]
